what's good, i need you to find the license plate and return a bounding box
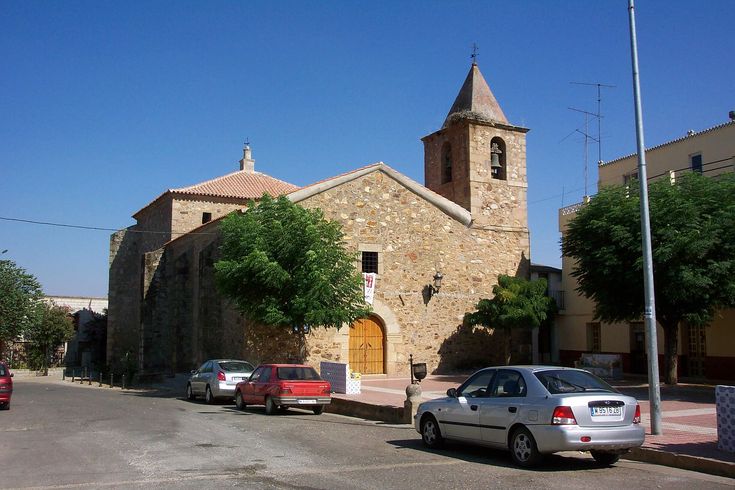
[297,399,317,405]
[590,406,622,416]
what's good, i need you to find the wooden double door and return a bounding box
[349,316,385,374]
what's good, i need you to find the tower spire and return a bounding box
[443,63,508,128]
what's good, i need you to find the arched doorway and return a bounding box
[349,316,385,374]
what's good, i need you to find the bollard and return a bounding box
[62,369,66,381]
[99,372,102,387]
[72,369,76,383]
[88,372,91,386]
[122,374,126,390]
[110,373,114,388]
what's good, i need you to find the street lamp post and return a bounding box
[627,0,662,435]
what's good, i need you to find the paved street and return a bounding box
[1,377,732,489]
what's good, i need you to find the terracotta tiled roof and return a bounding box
[172,169,299,199]
[133,170,299,219]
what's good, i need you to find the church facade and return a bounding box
[107,63,531,376]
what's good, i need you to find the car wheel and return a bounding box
[205,386,214,404]
[510,427,541,467]
[0,402,7,410]
[235,391,246,410]
[186,383,195,401]
[312,405,324,415]
[265,396,277,415]
[420,415,444,449]
[591,451,621,466]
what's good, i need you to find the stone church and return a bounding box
[107,62,531,376]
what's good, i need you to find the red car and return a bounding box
[234,364,331,415]
[0,361,13,410]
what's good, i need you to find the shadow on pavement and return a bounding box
[387,438,612,472]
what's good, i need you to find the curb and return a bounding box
[624,447,735,479]
[327,397,406,424]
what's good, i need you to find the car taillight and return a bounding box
[551,406,578,425]
[321,384,330,395]
[217,371,226,382]
[633,404,641,424]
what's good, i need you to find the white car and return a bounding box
[186,359,255,403]
[415,366,644,467]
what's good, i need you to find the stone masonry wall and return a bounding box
[171,196,248,236]
[132,168,529,376]
[297,169,530,374]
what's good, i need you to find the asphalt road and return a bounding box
[1,377,731,489]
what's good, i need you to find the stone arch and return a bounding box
[335,298,402,375]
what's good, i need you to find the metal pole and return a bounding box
[110,373,114,388]
[122,374,126,390]
[628,0,662,435]
[99,372,102,387]
[409,354,414,384]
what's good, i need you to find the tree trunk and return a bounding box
[504,327,512,365]
[662,321,679,385]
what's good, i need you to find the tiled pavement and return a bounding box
[331,375,735,476]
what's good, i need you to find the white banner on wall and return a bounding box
[362,273,376,305]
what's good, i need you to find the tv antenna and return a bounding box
[568,107,600,198]
[570,81,615,164]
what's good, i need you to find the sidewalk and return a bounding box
[329,374,735,478]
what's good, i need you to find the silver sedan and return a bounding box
[414,366,644,467]
[186,359,255,403]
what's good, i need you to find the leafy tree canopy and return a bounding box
[465,275,556,364]
[25,302,75,373]
[0,259,44,343]
[562,173,735,383]
[215,194,371,331]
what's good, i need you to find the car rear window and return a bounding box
[0,365,6,376]
[276,366,321,381]
[220,361,254,373]
[535,369,617,394]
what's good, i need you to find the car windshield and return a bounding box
[276,366,321,381]
[219,361,254,373]
[535,369,617,394]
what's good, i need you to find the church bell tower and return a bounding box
[422,62,529,232]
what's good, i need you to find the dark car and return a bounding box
[0,361,14,410]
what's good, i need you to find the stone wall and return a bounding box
[118,167,530,376]
[296,169,530,374]
[171,196,248,237]
[107,228,142,365]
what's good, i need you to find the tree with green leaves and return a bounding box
[25,302,75,375]
[562,173,735,385]
[0,259,44,351]
[465,275,556,365]
[215,194,371,361]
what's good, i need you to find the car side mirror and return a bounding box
[446,388,457,398]
[190,370,197,375]
[10,373,14,377]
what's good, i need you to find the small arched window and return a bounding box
[441,142,453,184]
[490,137,507,180]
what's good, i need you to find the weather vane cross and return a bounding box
[471,43,479,64]
[244,137,250,147]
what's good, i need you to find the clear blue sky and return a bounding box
[1,1,733,297]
